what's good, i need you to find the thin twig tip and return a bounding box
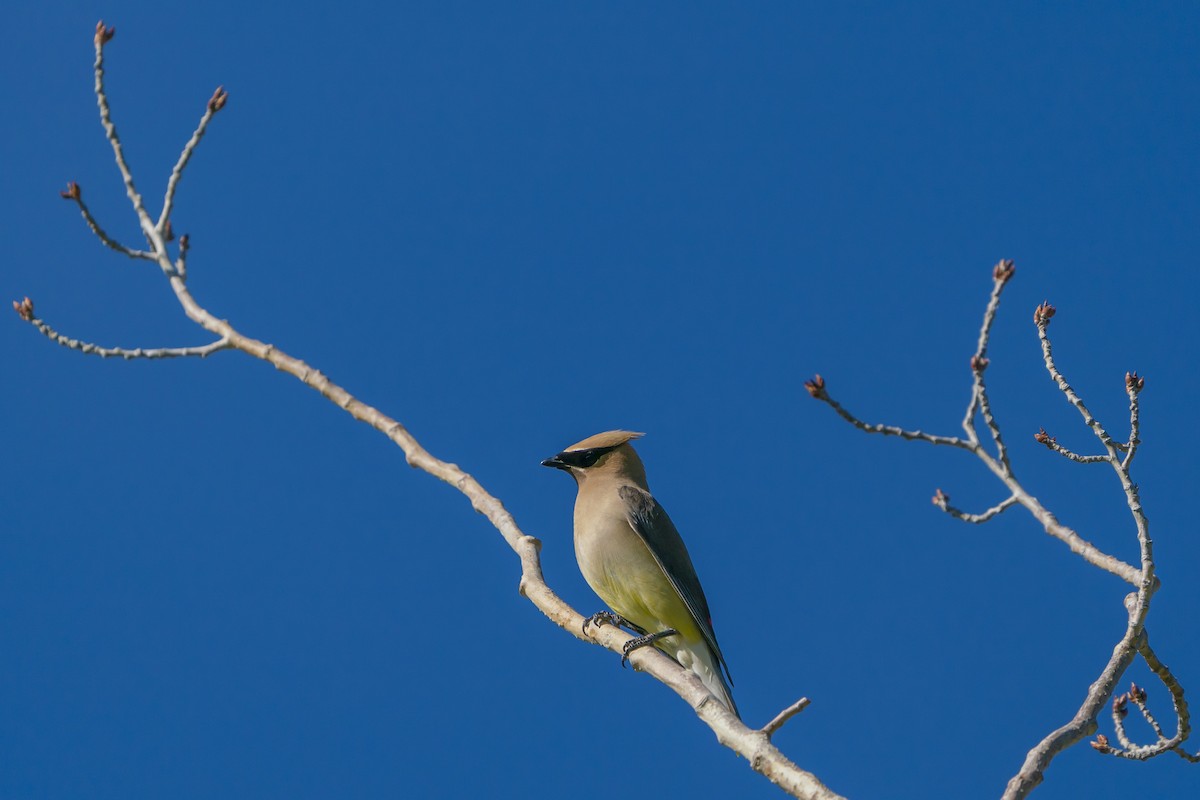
[803,374,826,399]
[1034,301,1056,326]
[992,259,1016,283]
[94,21,115,47]
[1034,428,1054,447]
[1091,734,1111,753]
[60,181,81,201]
[1125,372,1145,393]
[13,297,34,321]
[208,86,229,113]
[932,488,949,507]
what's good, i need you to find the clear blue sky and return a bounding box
[4,3,1199,798]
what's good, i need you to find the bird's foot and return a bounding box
[582,611,646,636]
[621,628,678,668]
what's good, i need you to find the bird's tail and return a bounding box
[687,643,739,719]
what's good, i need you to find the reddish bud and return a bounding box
[992,259,1016,283]
[1091,734,1111,753]
[162,220,175,242]
[1125,372,1145,394]
[179,233,190,250]
[932,488,949,507]
[94,21,115,47]
[970,355,989,372]
[208,86,229,113]
[60,181,81,201]
[803,374,826,399]
[12,297,34,321]
[1130,683,1147,704]
[1034,301,1056,326]
[1034,428,1055,447]
[1112,693,1129,717]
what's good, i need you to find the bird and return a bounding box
[541,430,738,717]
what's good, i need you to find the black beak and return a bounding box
[541,454,568,470]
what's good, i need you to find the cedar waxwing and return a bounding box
[541,431,738,717]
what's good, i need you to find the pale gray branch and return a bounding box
[24,311,230,360]
[62,183,155,260]
[963,260,1014,472]
[157,88,226,233]
[934,492,1018,524]
[1035,313,1120,451]
[761,697,811,739]
[1123,377,1143,470]
[806,383,972,451]
[92,22,166,260]
[1033,430,1110,464]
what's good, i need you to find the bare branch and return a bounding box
[14,302,230,360]
[811,371,1139,585]
[92,20,164,257]
[60,182,155,260]
[155,275,846,799]
[1035,306,1122,452]
[932,489,1018,524]
[1137,634,1196,761]
[157,87,228,233]
[176,233,190,279]
[1122,372,1144,470]
[761,697,811,740]
[1003,623,1142,797]
[1033,429,1110,464]
[1111,692,1133,750]
[805,376,974,451]
[962,259,1015,472]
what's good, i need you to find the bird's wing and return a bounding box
[618,485,733,686]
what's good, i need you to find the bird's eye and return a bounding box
[578,449,601,468]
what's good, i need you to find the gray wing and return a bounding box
[618,485,734,686]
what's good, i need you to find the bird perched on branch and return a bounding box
[541,430,738,717]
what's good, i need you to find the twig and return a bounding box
[14,300,230,360]
[157,87,228,233]
[1111,691,1134,750]
[1123,372,1144,470]
[807,374,1139,586]
[1032,429,1110,464]
[761,697,811,739]
[932,489,1017,524]
[1138,634,1195,760]
[803,377,973,451]
[176,233,190,279]
[963,260,1015,472]
[1034,304,1121,452]
[92,21,163,257]
[60,182,155,260]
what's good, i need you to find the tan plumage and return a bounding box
[542,431,738,717]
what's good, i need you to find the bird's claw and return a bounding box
[620,628,678,668]
[582,610,627,636]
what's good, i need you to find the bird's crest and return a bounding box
[564,430,645,451]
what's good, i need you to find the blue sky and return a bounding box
[4,3,1199,798]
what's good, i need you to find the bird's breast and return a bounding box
[572,496,697,640]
